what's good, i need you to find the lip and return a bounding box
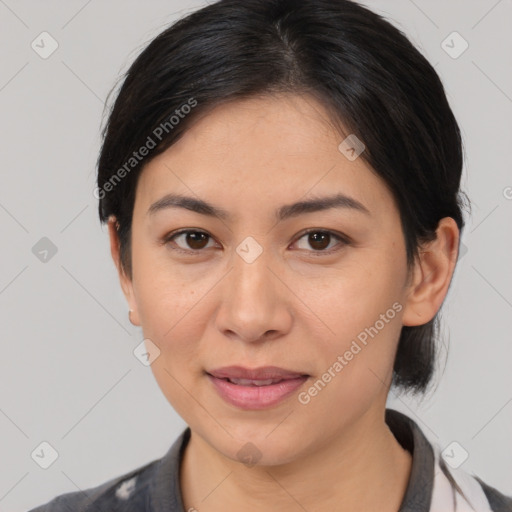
[206,366,309,410]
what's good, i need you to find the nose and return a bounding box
[214,245,292,344]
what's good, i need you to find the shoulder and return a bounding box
[26,457,160,512]
[385,408,512,512]
[27,427,191,512]
[436,448,512,512]
[476,476,512,512]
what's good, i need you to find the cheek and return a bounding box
[134,276,212,418]
[137,282,209,355]
[290,258,403,342]
[293,266,405,401]
[131,239,205,332]
[299,313,402,422]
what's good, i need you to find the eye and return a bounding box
[162,228,350,256]
[292,229,349,256]
[163,229,217,254]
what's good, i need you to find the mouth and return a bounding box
[216,377,298,386]
[206,366,310,410]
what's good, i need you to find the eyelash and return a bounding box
[161,228,351,257]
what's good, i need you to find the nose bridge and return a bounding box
[215,237,287,342]
[230,238,275,308]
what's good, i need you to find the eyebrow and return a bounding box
[147,192,371,221]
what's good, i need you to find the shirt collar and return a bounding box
[386,408,436,511]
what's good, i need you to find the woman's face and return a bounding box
[114,93,425,465]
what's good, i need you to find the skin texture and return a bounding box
[108,93,459,511]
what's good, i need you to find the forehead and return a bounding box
[135,93,397,223]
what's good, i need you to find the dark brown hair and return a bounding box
[96,0,470,396]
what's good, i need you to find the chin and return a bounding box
[204,423,308,468]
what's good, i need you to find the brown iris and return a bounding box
[306,231,331,251]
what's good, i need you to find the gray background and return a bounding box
[0,1,511,510]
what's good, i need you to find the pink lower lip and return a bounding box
[207,374,309,410]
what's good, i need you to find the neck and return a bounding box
[180,408,413,512]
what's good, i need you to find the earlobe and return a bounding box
[401,217,460,327]
[107,216,141,326]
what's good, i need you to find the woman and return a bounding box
[29,0,512,510]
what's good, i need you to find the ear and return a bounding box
[107,216,141,326]
[401,217,460,327]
